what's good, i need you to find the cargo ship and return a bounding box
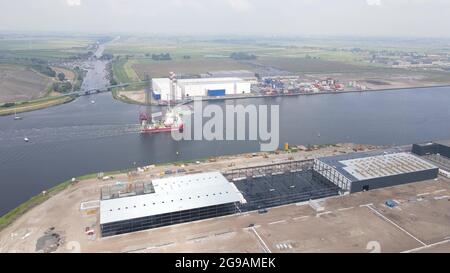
[139,72,184,133]
[139,109,184,133]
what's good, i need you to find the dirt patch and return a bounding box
[118,90,145,104]
[35,227,64,253]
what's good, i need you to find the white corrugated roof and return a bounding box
[100,172,241,224]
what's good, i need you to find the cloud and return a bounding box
[2,0,450,37]
[366,0,382,6]
[66,0,81,7]
[228,0,252,12]
[170,0,206,10]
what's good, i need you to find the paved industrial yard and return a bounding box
[1,143,449,253]
[127,178,450,253]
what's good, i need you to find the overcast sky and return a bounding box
[0,0,449,37]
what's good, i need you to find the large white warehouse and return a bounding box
[100,172,243,236]
[152,77,256,101]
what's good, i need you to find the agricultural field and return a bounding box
[105,36,285,58]
[131,58,254,79]
[108,37,272,80]
[0,95,74,116]
[252,57,368,74]
[108,36,450,94]
[0,35,100,114]
[0,37,95,60]
[105,36,374,62]
[107,36,377,82]
[112,58,140,83]
[0,64,52,103]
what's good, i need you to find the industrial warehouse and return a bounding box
[224,160,341,211]
[412,140,450,175]
[100,161,343,237]
[100,172,243,237]
[98,147,444,237]
[312,150,439,193]
[412,140,450,157]
[151,76,256,101]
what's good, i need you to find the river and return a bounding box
[0,52,450,215]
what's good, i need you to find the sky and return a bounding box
[0,0,449,37]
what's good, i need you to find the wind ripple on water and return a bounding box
[0,124,141,147]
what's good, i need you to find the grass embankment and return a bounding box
[0,95,75,116]
[0,181,72,231]
[0,169,126,231]
[0,155,213,231]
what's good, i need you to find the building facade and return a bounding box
[152,77,255,101]
[100,172,243,237]
[412,140,450,158]
[313,150,439,193]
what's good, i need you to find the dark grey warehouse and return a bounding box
[412,140,450,157]
[312,150,439,193]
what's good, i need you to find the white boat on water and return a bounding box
[14,111,22,120]
[24,137,29,142]
[91,100,96,104]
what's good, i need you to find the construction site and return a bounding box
[1,141,450,253]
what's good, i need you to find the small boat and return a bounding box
[14,111,22,120]
[24,137,29,142]
[91,100,96,104]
